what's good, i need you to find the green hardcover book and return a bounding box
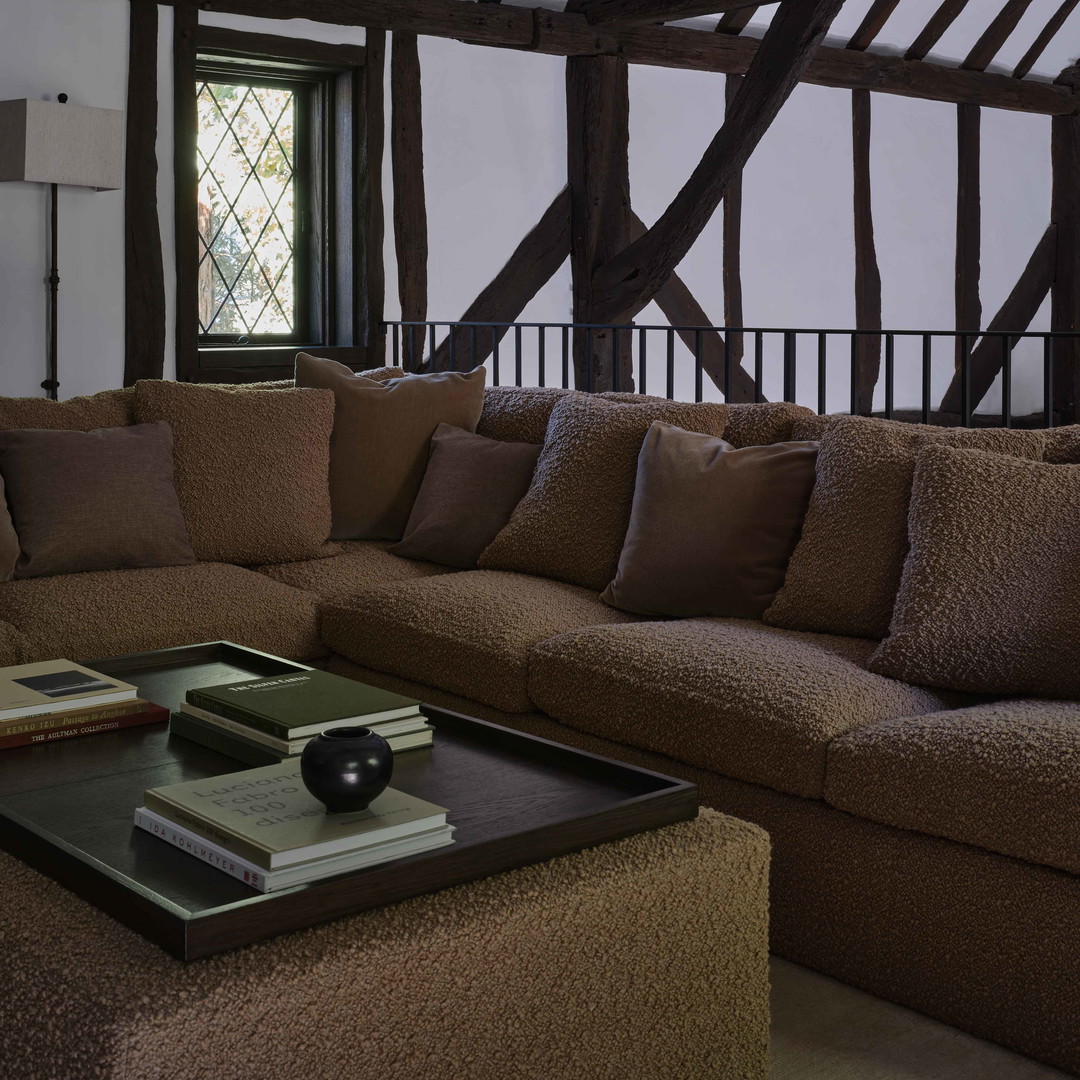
[185,670,422,740]
[143,761,448,870]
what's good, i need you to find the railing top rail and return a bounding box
[384,320,1079,339]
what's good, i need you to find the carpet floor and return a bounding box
[770,957,1071,1080]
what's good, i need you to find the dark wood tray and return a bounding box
[0,642,697,960]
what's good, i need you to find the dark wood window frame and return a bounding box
[174,23,385,383]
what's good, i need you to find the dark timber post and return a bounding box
[852,88,881,415]
[1051,105,1080,424]
[567,54,634,392]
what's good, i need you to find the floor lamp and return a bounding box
[0,96,123,399]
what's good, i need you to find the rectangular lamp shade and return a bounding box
[0,99,123,190]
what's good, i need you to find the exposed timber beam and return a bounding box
[144,0,1079,115]
[428,188,571,372]
[567,54,634,391]
[359,29,386,351]
[846,0,902,51]
[125,0,166,386]
[717,5,760,32]
[589,0,845,323]
[963,0,1035,72]
[955,103,981,374]
[582,0,773,26]
[723,75,746,380]
[852,89,881,415]
[1013,0,1079,80]
[628,213,757,403]
[391,32,428,369]
[1052,99,1080,423]
[905,0,969,61]
[939,225,1056,413]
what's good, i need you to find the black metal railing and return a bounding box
[384,321,1080,428]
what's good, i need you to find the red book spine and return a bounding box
[0,705,169,750]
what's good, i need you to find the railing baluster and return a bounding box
[538,326,546,388]
[695,329,703,402]
[849,335,859,416]
[783,331,795,403]
[754,331,763,403]
[612,328,620,393]
[515,325,523,387]
[961,333,971,426]
[723,329,731,403]
[666,329,675,400]
[921,333,931,424]
[1001,335,1012,428]
[448,325,456,372]
[470,325,477,370]
[817,332,827,415]
[429,324,437,371]
[586,327,594,393]
[391,323,399,367]
[492,327,500,386]
[562,326,569,390]
[1045,337,1055,428]
[639,328,647,395]
[885,333,895,419]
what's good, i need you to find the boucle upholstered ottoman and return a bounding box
[1,809,769,1080]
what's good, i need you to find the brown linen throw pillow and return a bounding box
[135,380,336,565]
[868,444,1080,698]
[764,415,1046,639]
[479,395,728,591]
[0,422,195,579]
[602,423,818,619]
[388,424,541,569]
[295,353,486,540]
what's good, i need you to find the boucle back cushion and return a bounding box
[764,416,1045,639]
[296,353,486,540]
[135,380,336,565]
[0,386,135,431]
[602,423,818,619]
[868,445,1080,697]
[479,395,728,591]
[476,385,577,444]
[1043,423,1080,464]
[0,422,195,579]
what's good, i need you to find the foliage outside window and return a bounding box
[196,78,300,340]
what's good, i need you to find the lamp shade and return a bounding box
[0,99,123,190]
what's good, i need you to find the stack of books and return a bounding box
[135,761,453,892]
[0,659,167,750]
[168,669,433,766]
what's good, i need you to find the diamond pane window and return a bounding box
[197,79,297,337]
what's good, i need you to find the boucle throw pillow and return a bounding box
[763,415,1045,639]
[478,395,728,591]
[0,422,195,579]
[602,423,818,619]
[868,444,1080,697]
[389,424,541,569]
[295,353,486,540]
[135,380,336,565]
[476,385,578,444]
[0,386,135,432]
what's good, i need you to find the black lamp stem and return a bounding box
[43,181,60,401]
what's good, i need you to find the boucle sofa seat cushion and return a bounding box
[1,811,770,1080]
[320,571,640,713]
[825,701,1080,876]
[528,619,959,799]
[0,563,324,663]
[256,541,456,603]
[765,415,1046,639]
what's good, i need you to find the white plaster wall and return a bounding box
[0,0,1064,413]
[0,0,129,399]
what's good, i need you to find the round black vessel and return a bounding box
[300,726,394,814]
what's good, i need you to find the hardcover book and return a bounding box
[0,703,167,750]
[179,702,428,754]
[0,697,157,736]
[144,761,448,869]
[0,660,137,721]
[134,806,455,892]
[185,670,422,739]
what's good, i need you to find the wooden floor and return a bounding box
[770,957,1071,1080]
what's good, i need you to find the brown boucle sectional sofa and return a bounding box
[0,381,1078,1075]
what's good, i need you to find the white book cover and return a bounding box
[134,806,455,892]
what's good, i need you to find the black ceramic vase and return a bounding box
[300,726,394,814]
